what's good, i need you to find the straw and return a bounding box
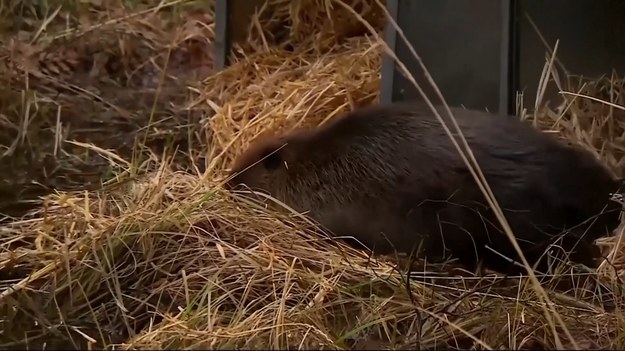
[0,0,624,349]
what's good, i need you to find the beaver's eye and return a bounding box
[260,148,282,171]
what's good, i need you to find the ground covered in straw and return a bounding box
[1,0,625,349]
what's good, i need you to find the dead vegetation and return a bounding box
[0,0,624,349]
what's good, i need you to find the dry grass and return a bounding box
[1,0,625,349]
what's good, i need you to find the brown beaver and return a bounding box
[224,102,623,276]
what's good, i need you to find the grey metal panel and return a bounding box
[380,0,514,115]
[516,0,625,108]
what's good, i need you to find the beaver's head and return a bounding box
[225,133,293,198]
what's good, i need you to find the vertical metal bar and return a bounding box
[213,0,230,71]
[507,0,520,116]
[213,0,265,71]
[380,0,400,106]
[498,0,513,116]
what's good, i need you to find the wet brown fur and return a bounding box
[225,102,623,276]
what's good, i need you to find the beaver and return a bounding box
[224,102,623,276]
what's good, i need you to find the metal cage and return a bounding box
[214,0,625,115]
[381,0,625,115]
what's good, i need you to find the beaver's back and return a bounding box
[298,102,621,272]
[316,102,619,224]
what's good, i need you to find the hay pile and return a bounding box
[0,0,215,218]
[1,0,625,349]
